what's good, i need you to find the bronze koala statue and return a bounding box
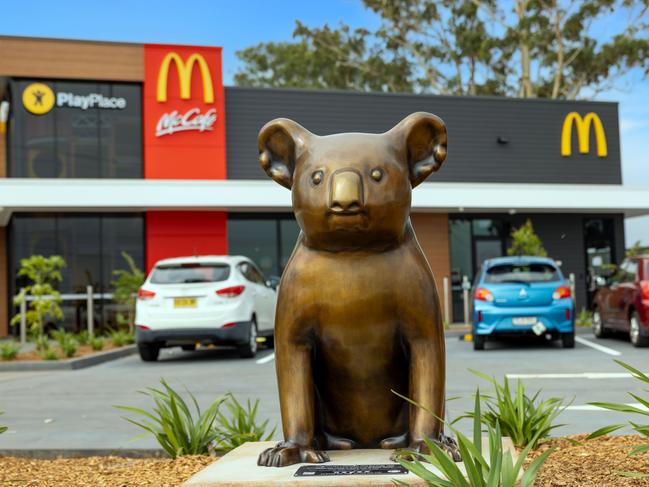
[256,112,458,467]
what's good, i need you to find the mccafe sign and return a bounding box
[143,44,227,179]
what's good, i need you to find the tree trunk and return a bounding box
[516,0,534,98]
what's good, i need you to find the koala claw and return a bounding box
[257,441,330,467]
[390,434,462,463]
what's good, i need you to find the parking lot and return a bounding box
[0,328,646,450]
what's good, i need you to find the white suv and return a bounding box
[135,255,277,361]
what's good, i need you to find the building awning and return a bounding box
[0,178,647,225]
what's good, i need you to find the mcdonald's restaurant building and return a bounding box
[0,35,648,336]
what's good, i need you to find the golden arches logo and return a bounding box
[561,112,607,157]
[156,52,214,103]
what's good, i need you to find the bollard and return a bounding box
[443,276,450,326]
[20,296,27,345]
[569,273,576,305]
[462,275,470,325]
[86,285,94,338]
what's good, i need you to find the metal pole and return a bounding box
[442,276,450,326]
[462,275,470,325]
[86,285,94,337]
[20,295,27,345]
[569,273,576,306]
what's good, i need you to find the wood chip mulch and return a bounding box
[8,343,125,362]
[0,455,215,487]
[528,435,649,486]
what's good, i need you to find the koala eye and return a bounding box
[311,170,324,185]
[370,168,383,182]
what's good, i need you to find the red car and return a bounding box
[592,256,649,347]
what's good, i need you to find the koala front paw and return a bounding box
[391,434,462,463]
[257,441,330,467]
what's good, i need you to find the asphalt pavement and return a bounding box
[0,328,647,450]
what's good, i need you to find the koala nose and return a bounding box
[330,170,363,213]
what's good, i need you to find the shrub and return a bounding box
[90,336,105,351]
[212,393,276,452]
[462,370,569,449]
[588,360,649,457]
[0,342,20,361]
[110,329,135,347]
[111,251,145,333]
[394,390,553,487]
[35,335,50,352]
[10,255,66,339]
[507,219,547,257]
[51,329,78,358]
[0,410,7,435]
[76,330,90,346]
[40,349,58,361]
[114,379,226,458]
[575,308,593,328]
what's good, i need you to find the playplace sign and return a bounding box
[22,82,127,115]
[144,44,226,179]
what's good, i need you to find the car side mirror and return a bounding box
[595,276,608,288]
[266,276,280,290]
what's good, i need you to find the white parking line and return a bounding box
[507,372,641,379]
[256,352,275,365]
[567,403,647,412]
[575,336,621,356]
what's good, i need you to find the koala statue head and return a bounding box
[258,112,447,252]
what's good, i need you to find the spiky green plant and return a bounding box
[212,393,276,452]
[115,379,226,458]
[90,336,105,351]
[462,370,570,449]
[0,342,20,361]
[40,349,58,360]
[0,410,7,435]
[588,360,649,460]
[393,390,553,487]
[109,329,135,347]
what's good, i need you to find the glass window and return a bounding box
[151,263,230,284]
[8,79,142,178]
[625,260,638,282]
[485,263,561,284]
[450,219,472,284]
[228,219,279,277]
[472,219,502,237]
[279,219,301,272]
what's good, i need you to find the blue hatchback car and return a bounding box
[472,256,575,350]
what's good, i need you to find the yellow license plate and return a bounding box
[174,297,197,308]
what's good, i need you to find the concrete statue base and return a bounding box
[182,439,517,487]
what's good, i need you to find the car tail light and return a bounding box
[137,324,151,331]
[137,288,156,300]
[641,281,649,300]
[566,308,571,320]
[216,285,245,298]
[222,322,237,328]
[474,288,494,302]
[552,285,571,300]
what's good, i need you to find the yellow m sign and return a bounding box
[561,112,607,157]
[156,52,214,103]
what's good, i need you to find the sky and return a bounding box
[2,0,648,245]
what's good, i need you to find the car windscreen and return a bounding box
[150,263,230,284]
[484,263,560,284]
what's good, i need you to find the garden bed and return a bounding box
[1,435,647,486]
[7,342,125,361]
[0,345,136,371]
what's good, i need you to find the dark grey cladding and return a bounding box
[225,87,621,185]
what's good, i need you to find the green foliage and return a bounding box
[235,0,649,99]
[90,336,105,351]
[11,255,66,339]
[0,410,7,435]
[588,360,649,456]
[111,252,145,333]
[75,330,90,346]
[40,349,58,361]
[212,393,276,452]
[51,329,78,358]
[576,308,593,328]
[115,379,226,458]
[0,342,20,361]
[507,219,548,257]
[626,240,647,257]
[394,390,553,487]
[109,329,135,347]
[463,370,569,449]
[35,335,50,352]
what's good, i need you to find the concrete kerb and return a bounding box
[0,345,137,371]
[0,448,167,459]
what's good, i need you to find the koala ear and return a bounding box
[388,112,448,188]
[258,118,313,190]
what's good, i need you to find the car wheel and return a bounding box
[561,332,575,348]
[265,334,275,349]
[629,312,649,347]
[473,334,486,351]
[138,344,160,362]
[238,319,258,358]
[592,309,609,338]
